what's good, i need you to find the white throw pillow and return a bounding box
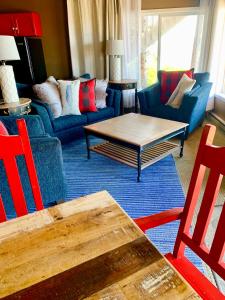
[167,74,196,108]
[95,79,108,109]
[58,79,81,116]
[33,76,62,118]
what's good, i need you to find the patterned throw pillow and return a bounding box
[79,79,97,113]
[33,76,62,118]
[95,79,108,109]
[0,121,9,135]
[166,74,196,108]
[58,79,81,116]
[160,69,194,104]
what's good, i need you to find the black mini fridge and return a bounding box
[8,37,47,84]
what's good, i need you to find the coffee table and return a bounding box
[84,113,188,181]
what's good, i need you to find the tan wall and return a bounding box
[142,0,200,10]
[0,0,71,79]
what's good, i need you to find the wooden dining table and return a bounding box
[0,191,199,299]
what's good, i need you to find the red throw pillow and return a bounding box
[160,69,194,104]
[79,79,97,113]
[0,121,9,135]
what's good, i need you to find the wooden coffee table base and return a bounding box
[90,141,179,170]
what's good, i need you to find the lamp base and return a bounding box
[0,65,19,103]
[109,56,121,81]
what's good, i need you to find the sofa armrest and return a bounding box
[0,115,46,137]
[30,136,66,207]
[31,99,54,135]
[180,82,212,124]
[106,88,121,117]
[138,83,161,113]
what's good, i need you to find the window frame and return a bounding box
[141,7,207,85]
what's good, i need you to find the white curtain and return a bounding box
[200,0,225,107]
[67,0,141,108]
[121,0,141,108]
[67,0,122,79]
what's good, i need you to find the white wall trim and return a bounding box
[141,7,201,16]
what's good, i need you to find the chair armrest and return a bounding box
[106,88,121,117]
[31,99,54,135]
[134,208,183,232]
[179,82,212,124]
[0,115,46,137]
[138,83,161,113]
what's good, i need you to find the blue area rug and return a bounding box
[62,138,203,270]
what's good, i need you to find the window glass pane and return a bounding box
[141,15,158,87]
[160,15,198,70]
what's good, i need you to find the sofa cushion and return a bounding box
[167,74,196,108]
[33,77,62,118]
[95,79,108,109]
[58,79,81,116]
[86,107,114,124]
[145,103,179,121]
[53,114,87,132]
[79,79,97,113]
[159,69,194,104]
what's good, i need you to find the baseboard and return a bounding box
[207,112,225,132]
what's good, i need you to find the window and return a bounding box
[141,8,205,87]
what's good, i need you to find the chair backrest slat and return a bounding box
[0,119,44,222]
[17,119,44,211]
[173,124,225,280]
[192,170,223,245]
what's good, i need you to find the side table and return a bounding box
[108,80,138,114]
[0,98,31,116]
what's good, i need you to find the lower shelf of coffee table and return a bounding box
[90,141,180,170]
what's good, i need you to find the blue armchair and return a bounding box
[0,115,66,219]
[138,72,212,137]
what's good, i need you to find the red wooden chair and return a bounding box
[0,119,44,222]
[135,124,225,300]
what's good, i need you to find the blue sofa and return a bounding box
[0,115,66,219]
[138,72,212,137]
[16,77,121,144]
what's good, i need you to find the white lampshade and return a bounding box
[106,40,124,56]
[0,36,20,61]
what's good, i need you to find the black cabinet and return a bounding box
[8,37,47,84]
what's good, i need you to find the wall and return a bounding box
[0,0,200,79]
[0,0,71,79]
[142,0,200,10]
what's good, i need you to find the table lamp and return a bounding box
[0,35,20,104]
[106,40,124,81]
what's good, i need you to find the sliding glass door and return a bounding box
[141,9,205,87]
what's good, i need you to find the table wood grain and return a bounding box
[0,191,199,299]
